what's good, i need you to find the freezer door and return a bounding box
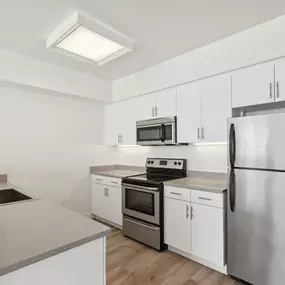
[228,113,285,170]
[227,168,285,285]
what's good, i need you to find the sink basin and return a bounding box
[0,189,32,205]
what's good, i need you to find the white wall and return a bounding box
[114,145,227,173]
[113,14,285,101]
[0,87,113,214]
[0,49,112,102]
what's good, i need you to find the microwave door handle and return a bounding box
[160,124,166,142]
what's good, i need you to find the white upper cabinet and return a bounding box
[104,103,120,145]
[135,88,177,121]
[154,87,177,118]
[177,74,231,143]
[274,57,285,103]
[177,81,201,143]
[201,74,231,142]
[232,62,275,108]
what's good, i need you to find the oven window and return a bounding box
[125,188,154,216]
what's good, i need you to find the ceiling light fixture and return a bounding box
[46,12,134,66]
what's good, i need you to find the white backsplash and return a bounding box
[113,144,228,173]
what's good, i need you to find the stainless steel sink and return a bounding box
[0,189,32,205]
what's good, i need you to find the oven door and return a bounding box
[122,183,160,225]
[136,117,176,145]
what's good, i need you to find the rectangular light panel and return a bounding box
[56,26,124,62]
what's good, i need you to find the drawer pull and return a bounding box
[170,192,182,196]
[111,181,119,184]
[95,179,102,181]
[198,197,212,201]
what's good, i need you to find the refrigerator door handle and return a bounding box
[229,123,236,167]
[229,169,236,212]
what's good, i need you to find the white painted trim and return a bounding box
[168,246,227,275]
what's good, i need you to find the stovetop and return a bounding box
[122,158,187,185]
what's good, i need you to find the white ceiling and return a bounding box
[1,0,285,81]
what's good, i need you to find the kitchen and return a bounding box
[1,1,285,285]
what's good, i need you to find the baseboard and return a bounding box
[168,246,227,275]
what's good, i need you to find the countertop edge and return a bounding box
[90,172,124,179]
[0,228,111,277]
[164,181,227,193]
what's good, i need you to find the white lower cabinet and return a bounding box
[164,186,225,269]
[191,203,224,266]
[164,197,191,253]
[91,175,122,228]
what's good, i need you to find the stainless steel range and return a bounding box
[122,158,187,251]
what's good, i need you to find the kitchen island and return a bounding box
[0,181,110,285]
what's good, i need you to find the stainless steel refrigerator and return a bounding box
[227,113,285,285]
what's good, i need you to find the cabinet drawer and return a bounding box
[91,175,121,187]
[164,186,190,202]
[191,190,224,208]
[91,175,108,184]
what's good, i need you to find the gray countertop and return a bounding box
[165,173,227,194]
[91,169,145,178]
[90,165,145,178]
[0,183,110,276]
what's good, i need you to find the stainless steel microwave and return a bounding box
[136,116,177,145]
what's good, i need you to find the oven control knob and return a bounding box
[178,162,182,165]
[174,162,177,165]
[148,161,151,164]
[151,161,154,164]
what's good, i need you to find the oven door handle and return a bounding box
[124,218,159,231]
[122,183,159,193]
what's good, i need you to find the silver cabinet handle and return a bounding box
[152,107,154,117]
[270,82,273,99]
[170,192,182,196]
[95,179,102,181]
[120,134,123,144]
[190,206,194,220]
[117,134,120,143]
[186,205,189,219]
[197,127,200,139]
[277,81,280,98]
[198,197,212,201]
[111,181,119,184]
[201,127,205,140]
[104,187,109,197]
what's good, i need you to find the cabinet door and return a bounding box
[135,94,156,121]
[201,74,231,142]
[177,81,202,143]
[120,98,137,145]
[232,62,274,108]
[164,198,191,253]
[104,103,120,145]
[274,57,285,102]
[191,203,224,266]
[91,182,107,219]
[107,186,122,227]
[154,87,177,118]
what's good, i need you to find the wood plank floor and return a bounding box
[106,229,241,285]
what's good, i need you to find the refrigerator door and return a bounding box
[228,113,285,170]
[227,168,285,285]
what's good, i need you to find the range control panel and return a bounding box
[146,158,186,170]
